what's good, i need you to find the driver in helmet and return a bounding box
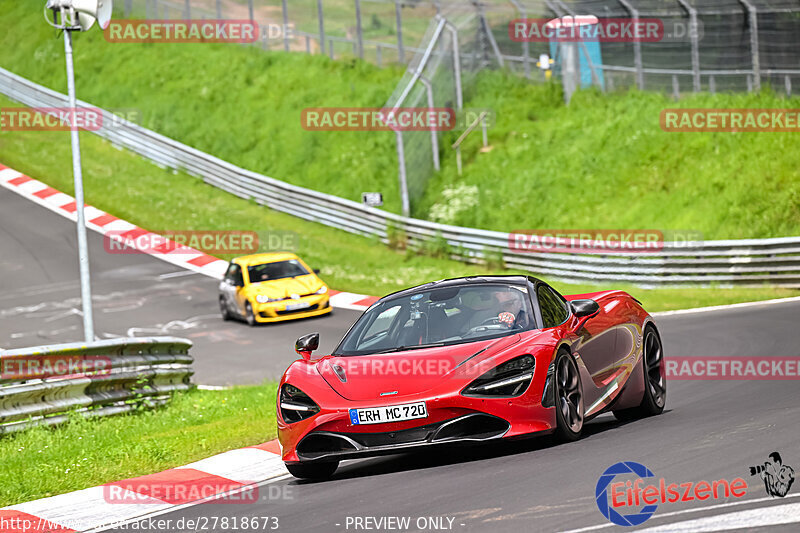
[461,288,524,332]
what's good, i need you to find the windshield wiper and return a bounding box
[373,342,446,354]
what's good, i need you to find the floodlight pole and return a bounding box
[62,20,95,342]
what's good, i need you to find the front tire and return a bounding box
[219,297,231,321]
[245,301,257,327]
[285,461,338,480]
[613,325,666,421]
[553,349,584,442]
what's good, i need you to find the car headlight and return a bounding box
[256,295,281,303]
[462,355,535,397]
[315,286,328,295]
[279,384,320,423]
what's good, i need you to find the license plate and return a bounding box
[285,301,311,311]
[349,401,428,425]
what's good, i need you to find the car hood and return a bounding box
[317,334,522,401]
[245,275,323,299]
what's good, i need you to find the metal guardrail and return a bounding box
[1,67,799,288]
[0,337,193,433]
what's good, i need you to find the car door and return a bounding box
[538,284,618,388]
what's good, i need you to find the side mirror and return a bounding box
[295,332,320,361]
[571,299,599,318]
[313,268,321,274]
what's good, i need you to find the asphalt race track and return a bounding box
[0,188,361,385]
[3,186,800,532]
[103,296,799,533]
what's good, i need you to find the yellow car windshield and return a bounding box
[247,260,309,283]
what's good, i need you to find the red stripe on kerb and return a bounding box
[33,187,59,199]
[353,296,380,306]
[187,255,218,267]
[8,176,32,186]
[90,213,118,227]
[249,439,281,455]
[106,468,244,505]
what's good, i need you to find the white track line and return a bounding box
[651,295,800,317]
[560,493,800,533]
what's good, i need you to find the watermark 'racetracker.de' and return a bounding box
[661,109,800,132]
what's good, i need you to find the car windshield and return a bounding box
[334,284,534,355]
[247,260,309,283]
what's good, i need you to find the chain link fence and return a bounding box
[117,1,800,215]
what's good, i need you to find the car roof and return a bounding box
[380,275,542,301]
[232,252,300,267]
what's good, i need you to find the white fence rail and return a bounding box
[0,337,193,433]
[1,67,798,287]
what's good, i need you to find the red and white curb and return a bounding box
[0,440,286,532]
[0,163,379,312]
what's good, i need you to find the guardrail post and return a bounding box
[395,0,405,63]
[618,0,643,90]
[317,0,326,55]
[737,0,761,92]
[355,0,364,59]
[676,0,701,92]
[282,0,290,52]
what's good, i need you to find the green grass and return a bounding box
[0,96,796,311]
[1,1,799,238]
[0,383,278,507]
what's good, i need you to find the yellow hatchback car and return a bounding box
[218,252,331,325]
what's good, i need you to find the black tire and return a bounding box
[285,461,338,480]
[613,325,666,421]
[245,301,257,327]
[219,297,231,321]
[553,349,584,442]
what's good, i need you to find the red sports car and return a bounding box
[277,275,666,479]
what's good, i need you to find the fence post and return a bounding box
[248,0,254,21]
[355,0,364,59]
[124,0,132,17]
[376,44,382,67]
[419,76,440,172]
[672,75,680,100]
[444,20,463,110]
[216,0,221,19]
[317,0,326,55]
[786,75,792,97]
[282,0,290,52]
[737,0,761,92]
[617,0,643,90]
[676,0,701,92]
[395,130,410,217]
[509,1,531,78]
[329,39,335,59]
[709,75,716,94]
[183,0,189,18]
[395,1,405,63]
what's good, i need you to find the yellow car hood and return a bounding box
[245,275,324,300]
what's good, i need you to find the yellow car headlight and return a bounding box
[315,286,328,295]
[256,295,281,303]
